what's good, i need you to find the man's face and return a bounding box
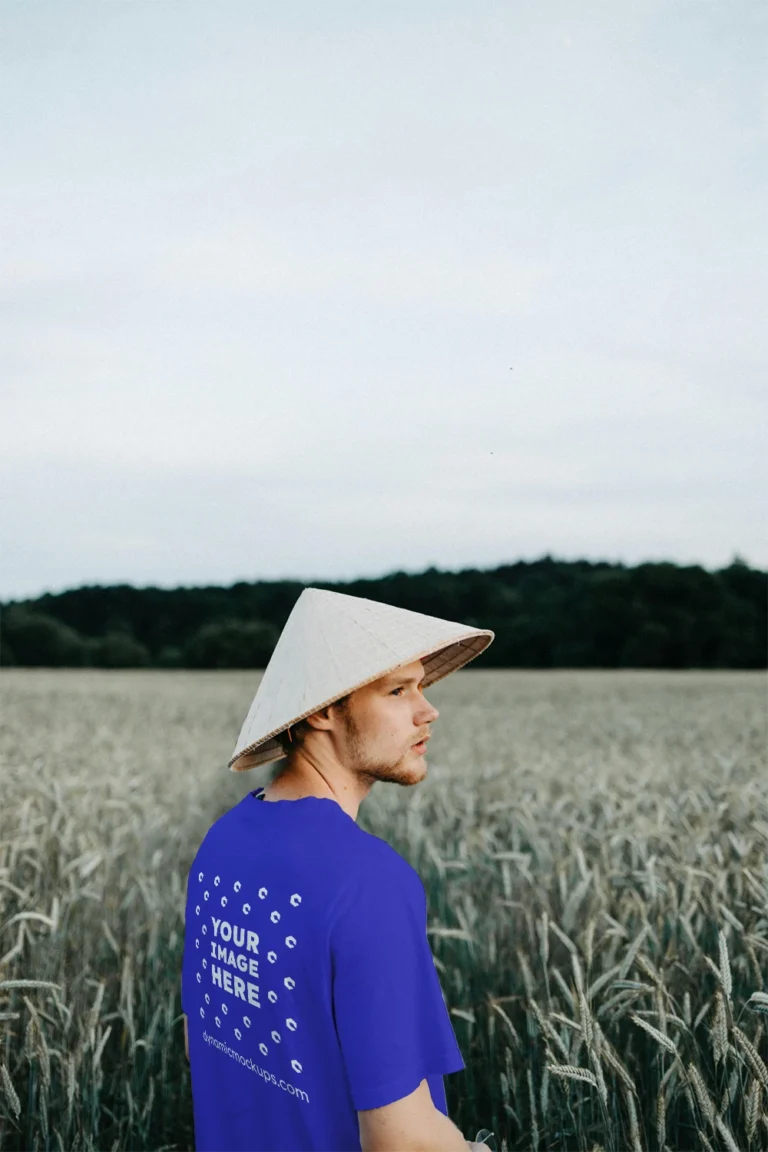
[331,659,439,788]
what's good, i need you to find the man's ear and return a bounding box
[302,705,334,732]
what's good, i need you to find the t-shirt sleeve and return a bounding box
[330,851,465,1112]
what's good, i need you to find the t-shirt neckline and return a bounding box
[250,787,351,818]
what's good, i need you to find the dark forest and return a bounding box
[1,555,764,669]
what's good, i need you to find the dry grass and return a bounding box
[1,668,766,1151]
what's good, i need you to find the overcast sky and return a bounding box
[1,1,766,602]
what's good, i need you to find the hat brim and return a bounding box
[228,629,493,772]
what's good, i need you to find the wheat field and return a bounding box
[0,668,766,1152]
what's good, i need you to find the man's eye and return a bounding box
[391,687,404,696]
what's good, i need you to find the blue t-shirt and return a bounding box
[181,787,466,1152]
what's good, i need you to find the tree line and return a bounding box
[0,555,764,669]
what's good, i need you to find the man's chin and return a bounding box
[397,756,428,785]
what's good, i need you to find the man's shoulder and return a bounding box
[357,826,421,878]
[190,796,251,862]
[338,831,424,909]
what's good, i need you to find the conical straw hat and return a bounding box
[228,587,494,772]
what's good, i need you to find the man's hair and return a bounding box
[273,693,352,755]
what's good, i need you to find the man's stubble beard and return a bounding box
[344,710,416,788]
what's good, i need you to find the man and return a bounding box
[181,587,495,1152]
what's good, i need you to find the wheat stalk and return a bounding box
[546,1064,599,1088]
[711,991,728,1065]
[618,925,651,980]
[732,1025,768,1091]
[655,1086,666,1150]
[1,1063,20,1119]
[92,1024,112,1073]
[717,930,732,1002]
[0,980,62,991]
[588,1047,608,1107]
[623,1084,643,1152]
[687,1062,716,1130]
[579,989,594,1050]
[714,1115,741,1152]
[526,1066,540,1149]
[744,1077,761,1143]
[39,1082,49,1145]
[538,911,549,970]
[600,1039,637,1095]
[629,1013,678,1055]
[549,919,578,956]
